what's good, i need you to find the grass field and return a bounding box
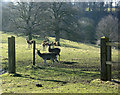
[0,31,119,93]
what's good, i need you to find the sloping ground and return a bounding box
[0,31,119,93]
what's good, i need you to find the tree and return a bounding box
[2,2,81,43]
[96,15,118,41]
[2,2,12,32]
[8,2,48,40]
[47,2,78,45]
[0,1,2,31]
[2,2,118,44]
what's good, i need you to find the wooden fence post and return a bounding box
[8,36,16,74]
[33,41,36,65]
[106,42,112,81]
[100,36,108,81]
[100,36,112,81]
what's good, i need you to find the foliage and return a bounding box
[2,2,119,43]
[2,2,50,40]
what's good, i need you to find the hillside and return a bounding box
[0,31,119,93]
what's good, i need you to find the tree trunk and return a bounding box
[26,28,32,40]
[54,17,60,46]
[55,30,60,46]
[28,32,32,40]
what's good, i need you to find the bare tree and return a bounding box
[9,2,48,40]
[47,2,77,45]
[96,15,118,41]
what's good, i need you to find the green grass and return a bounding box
[0,31,119,93]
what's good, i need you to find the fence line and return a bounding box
[100,36,120,81]
[8,36,36,74]
[106,42,120,47]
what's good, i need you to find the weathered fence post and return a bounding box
[100,36,108,81]
[106,41,112,81]
[8,36,16,74]
[33,41,36,65]
[100,36,111,81]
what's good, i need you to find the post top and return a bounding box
[101,36,106,38]
[101,36,109,39]
[11,36,15,38]
[8,36,15,38]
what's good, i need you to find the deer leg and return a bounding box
[43,47,45,51]
[28,44,29,48]
[44,59,47,64]
[43,45,45,51]
[59,55,60,61]
[51,58,54,64]
[55,57,59,63]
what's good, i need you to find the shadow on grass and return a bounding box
[112,80,120,84]
[31,65,100,78]
[32,66,46,70]
[62,43,82,49]
[61,61,78,65]
[10,65,100,84]
[1,62,8,73]
[88,44,100,48]
[22,71,99,84]
[14,73,22,77]
[21,74,68,84]
[9,73,23,77]
[0,41,7,43]
[40,79,68,84]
